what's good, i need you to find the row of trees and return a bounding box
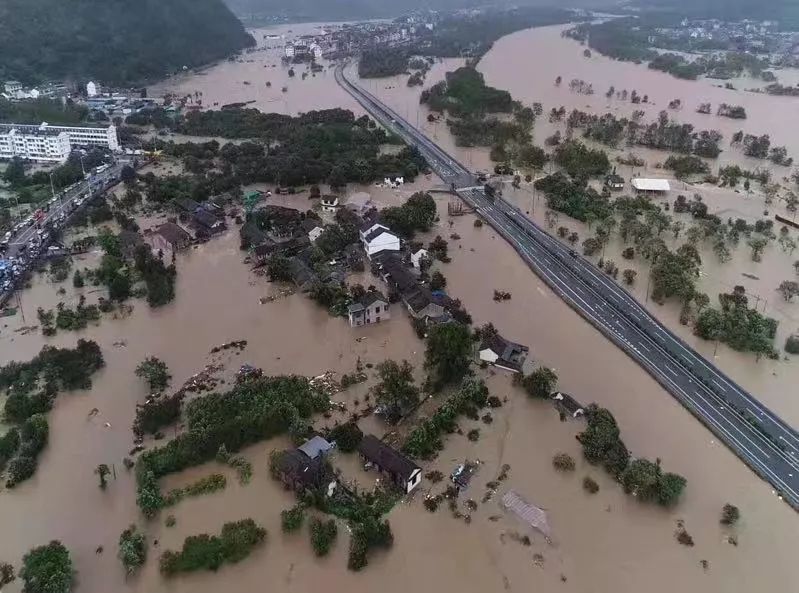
[159,519,266,576]
[578,405,687,506]
[403,377,489,459]
[566,108,724,158]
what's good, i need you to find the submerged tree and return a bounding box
[20,541,74,593]
[95,464,111,490]
[373,360,420,421]
[135,357,171,392]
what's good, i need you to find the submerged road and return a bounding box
[335,63,799,510]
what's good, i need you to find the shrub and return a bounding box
[163,473,226,507]
[347,517,393,571]
[310,518,338,556]
[720,503,740,526]
[785,335,799,355]
[582,476,599,494]
[423,496,442,512]
[424,470,444,483]
[281,504,305,533]
[118,525,147,575]
[467,429,480,441]
[159,519,266,576]
[552,453,576,472]
[676,527,694,546]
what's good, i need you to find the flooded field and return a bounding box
[350,25,799,424]
[149,22,363,116]
[1,19,798,593]
[1,193,798,593]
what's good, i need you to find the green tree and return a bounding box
[135,357,171,392]
[0,561,14,587]
[521,366,557,398]
[281,504,305,533]
[72,269,84,288]
[266,254,292,282]
[310,518,338,557]
[118,525,147,575]
[747,236,769,262]
[374,360,420,421]
[424,323,473,390]
[95,464,111,490]
[429,270,447,291]
[20,541,74,593]
[327,422,363,453]
[777,280,799,302]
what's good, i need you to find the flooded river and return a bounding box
[0,20,797,593]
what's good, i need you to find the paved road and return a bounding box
[1,161,127,306]
[335,63,799,510]
[7,163,124,258]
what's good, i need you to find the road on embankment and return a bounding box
[335,62,799,510]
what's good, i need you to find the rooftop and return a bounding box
[358,434,419,481]
[631,178,670,192]
[298,436,334,460]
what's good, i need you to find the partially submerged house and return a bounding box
[410,248,429,270]
[404,287,447,323]
[273,436,335,492]
[550,392,585,418]
[192,208,225,235]
[144,222,192,256]
[358,434,421,494]
[478,331,529,373]
[273,450,327,492]
[348,290,390,327]
[320,195,339,212]
[360,223,400,258]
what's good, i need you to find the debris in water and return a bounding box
[210,340,247,354]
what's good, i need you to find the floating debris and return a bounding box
[210,340,247,354]
[309,371,341,397]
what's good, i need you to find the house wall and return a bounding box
[406,468,421,493]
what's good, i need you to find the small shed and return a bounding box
[298,436,334,459]
[631,178,670,195]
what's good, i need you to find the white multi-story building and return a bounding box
[0,122,120,163]
[284,44,295,59]
[3,81,22,95]
[0,128,71,163]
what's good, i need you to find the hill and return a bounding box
[0,0,255,86]
[227,0,605,23]
[638,0,799,24]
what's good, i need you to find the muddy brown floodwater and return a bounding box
[1,19,798,593]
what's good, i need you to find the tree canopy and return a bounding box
[20,541,74,593]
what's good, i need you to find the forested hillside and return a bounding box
[0,0,255,85]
